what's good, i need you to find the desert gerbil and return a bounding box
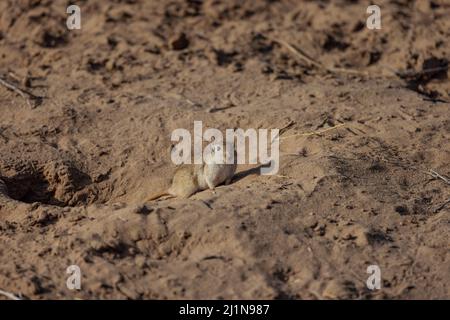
[146,143,237,201]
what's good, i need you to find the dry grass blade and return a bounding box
[274,38,450,86]
[272,38,370,77]
[0,289,21,300]
[422,170,450,213]
[273,38,324,70]
[0,76,43,108]
[425,169,450,185]
[280,123,345,141]
[434,198,450,213]
[268,120,296,144]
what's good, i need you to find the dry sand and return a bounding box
[0,0,449,299]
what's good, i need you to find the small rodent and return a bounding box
[146,143,237,201]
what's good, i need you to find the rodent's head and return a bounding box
[205,142,235,165]
[210,144,222,154]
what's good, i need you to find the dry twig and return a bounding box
[0,76,43,108]
[273,38,450,81]
[272,38,371,77]
[280,123,345,141]
[426,169,450,185]
[434,198,450,213]
[0,289,21,300]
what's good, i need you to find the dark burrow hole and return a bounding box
[2,166,94,207]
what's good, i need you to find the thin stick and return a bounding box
[280,123,345,141]
[0,289,21,300]
[0,77,41,108]
[167,92,201,108]
[274,38,450,80]
[279,120,296,136]
[434,198,450,213]
[272,38,370,77]
[267,120,296,145]
[274,39,324,70]
[425,169,450,185]
[274,38,450,78]
[208,105,237,113]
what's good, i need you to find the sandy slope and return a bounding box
[0,0,449,299]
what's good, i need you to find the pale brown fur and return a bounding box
[146,144,237,202]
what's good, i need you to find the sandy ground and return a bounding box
[0,0,449,299]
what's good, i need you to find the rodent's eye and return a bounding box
[216,146,221,151]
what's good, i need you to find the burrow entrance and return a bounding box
[1,161,100,207]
